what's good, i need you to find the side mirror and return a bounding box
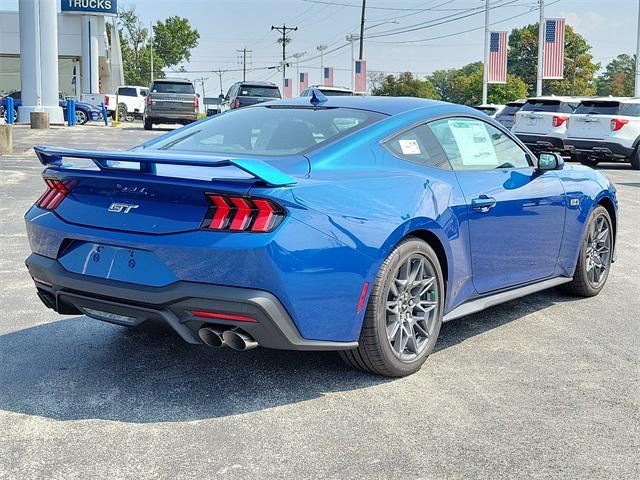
[537,152,564,171]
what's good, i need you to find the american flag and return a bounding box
[488,31,508,84]
[299,72,309,94]
[355,60,367,93]
[283,78,292,99]
[323,67,334,87]
[543,18,565,79]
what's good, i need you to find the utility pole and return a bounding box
[636,0,640,96]
[482,0,490,105]
[358,0,366,59]
[536,0,545,96]
[198,77,208,100]
[213,69,224,97]
[292,51,306,95]
[317,44,328,83]
[346,34,358,91]
[237,48,252,82]
[149,21,154,84]
[271,24,297,92]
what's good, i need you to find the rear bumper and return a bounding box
[564,139,634,159]
[144,111,197,123]
[514,133,566,153]
[25,253,358,351]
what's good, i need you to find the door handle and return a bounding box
[471,195,497,212]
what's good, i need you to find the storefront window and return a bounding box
[0,55,79,98]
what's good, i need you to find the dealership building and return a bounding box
[0,0,123,122]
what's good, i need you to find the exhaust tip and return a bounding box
[198,327,226,348]
[222,329,258,351]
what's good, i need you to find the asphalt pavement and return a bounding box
[0,123,638,479]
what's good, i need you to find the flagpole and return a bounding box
[482,0,490,104]
[635,0,640,96]
[536,0,545,96]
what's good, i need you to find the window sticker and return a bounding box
[398,139,421,155]
[448,120,498,166]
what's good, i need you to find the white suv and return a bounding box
[564,97,640,169]
[512,96,584,155]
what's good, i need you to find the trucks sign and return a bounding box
[61,0,117,16]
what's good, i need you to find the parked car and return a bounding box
[104,85,148,121]
[472,104,505,118]
[143,78,198,130]
[512,96,585,155]
[300,85,354,97]
[1,91,102,124]
[494,99,526,129]
[564,97,640,169]
[219,81,281,112]
[25,95,617,377]
[204,97,223,116]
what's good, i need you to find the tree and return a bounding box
[508,23,599,96]
[597,54,636,96]
[428,62,528,105]
[153,16,200,68]
[371,72,440,99]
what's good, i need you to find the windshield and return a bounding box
[151,82,195,94]
[149,106,386,156]
[238,86,281,98]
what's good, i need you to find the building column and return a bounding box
[18,0,64,124]
[81,15,100,94]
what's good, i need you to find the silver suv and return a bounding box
[143,78,198,130]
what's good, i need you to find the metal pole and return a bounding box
[636,0,640,96]
[358,0,366,59]
[347,35,356,91]
[317,44,327,84]
[243,48,247,81]
[150,21,154,84]
[482,0,490,104]
[536,0,545,96]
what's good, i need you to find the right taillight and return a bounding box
[201,194,285,233]
[146,94,152,106]
[232,98,240,109]
[36,179,68,210]
[610,118,629,131]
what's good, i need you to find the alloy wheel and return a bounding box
[585,213,612,287]
[386,254,439,362]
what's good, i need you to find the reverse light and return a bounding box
[190,310,257,323]
[552,115,569,127]
[36,179,69,210]
[610,118,629,131]
[201,194,285,233]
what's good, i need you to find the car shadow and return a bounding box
[0,288,579,423]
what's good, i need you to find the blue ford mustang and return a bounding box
[25,93,618,376]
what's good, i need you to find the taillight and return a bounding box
[552,115,569,127]
[194,95,199,110]
[201,194,285,233]
[146,94,152,106]
[105,96,109,106]
[611,118,629,131]
[232,98,240,109]
[36,179,68,210]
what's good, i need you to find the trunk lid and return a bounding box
[567,101,622,139]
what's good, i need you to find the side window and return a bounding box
[383,123,451,170]
[224,86,234,101]
[429,118,530,171]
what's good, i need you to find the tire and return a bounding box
[75,109,88,125]
[561,205,613,297]
[630,147,640,170]
[143,118,152,130]
[340,237,445,377]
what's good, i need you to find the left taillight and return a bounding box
[36,179,69,210]
[201,194,285,233]
[552,115,569,128]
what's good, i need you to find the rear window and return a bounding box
[321,90,353,97]
[117,87,137,97]
[238,86,281,98]
[474,107,499,115]
[151,82,195,94]
[149,106,386,156]
[575,101,621,115]
[521,100,562,113]
[497,104,523,117]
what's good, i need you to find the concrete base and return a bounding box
[0,124,12,154]
[18,106,64,124]
[30,112,49,129]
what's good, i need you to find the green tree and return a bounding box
[508,23,599,96]
[153,16,200,68]
[596,54,636,96]
[371,72,440,99]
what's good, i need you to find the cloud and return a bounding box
[561,10,607,35]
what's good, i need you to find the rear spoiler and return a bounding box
[34,146,297,187]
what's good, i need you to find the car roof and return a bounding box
[236,81,278,86]
[262,96,448,115]
[579,96,640,103]
[154,78,192,84]
[526,96,588,102]
[308,85,353,92]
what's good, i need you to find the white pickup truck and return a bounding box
[103,86,149,121]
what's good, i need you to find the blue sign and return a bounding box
[61,0,117,16]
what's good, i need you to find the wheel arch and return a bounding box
[597,195,617,260]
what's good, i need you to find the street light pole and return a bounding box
[482,0,490,105]
[636,0,640,96]
[292,51,306,95]
[317,44,328,84]
[536,0,545,96]
[346,35,357,90]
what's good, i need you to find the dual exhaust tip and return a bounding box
[198,326,258,352]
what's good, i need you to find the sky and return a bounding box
[1,0,637,96]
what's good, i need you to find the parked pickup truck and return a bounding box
[103,86,149,121]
